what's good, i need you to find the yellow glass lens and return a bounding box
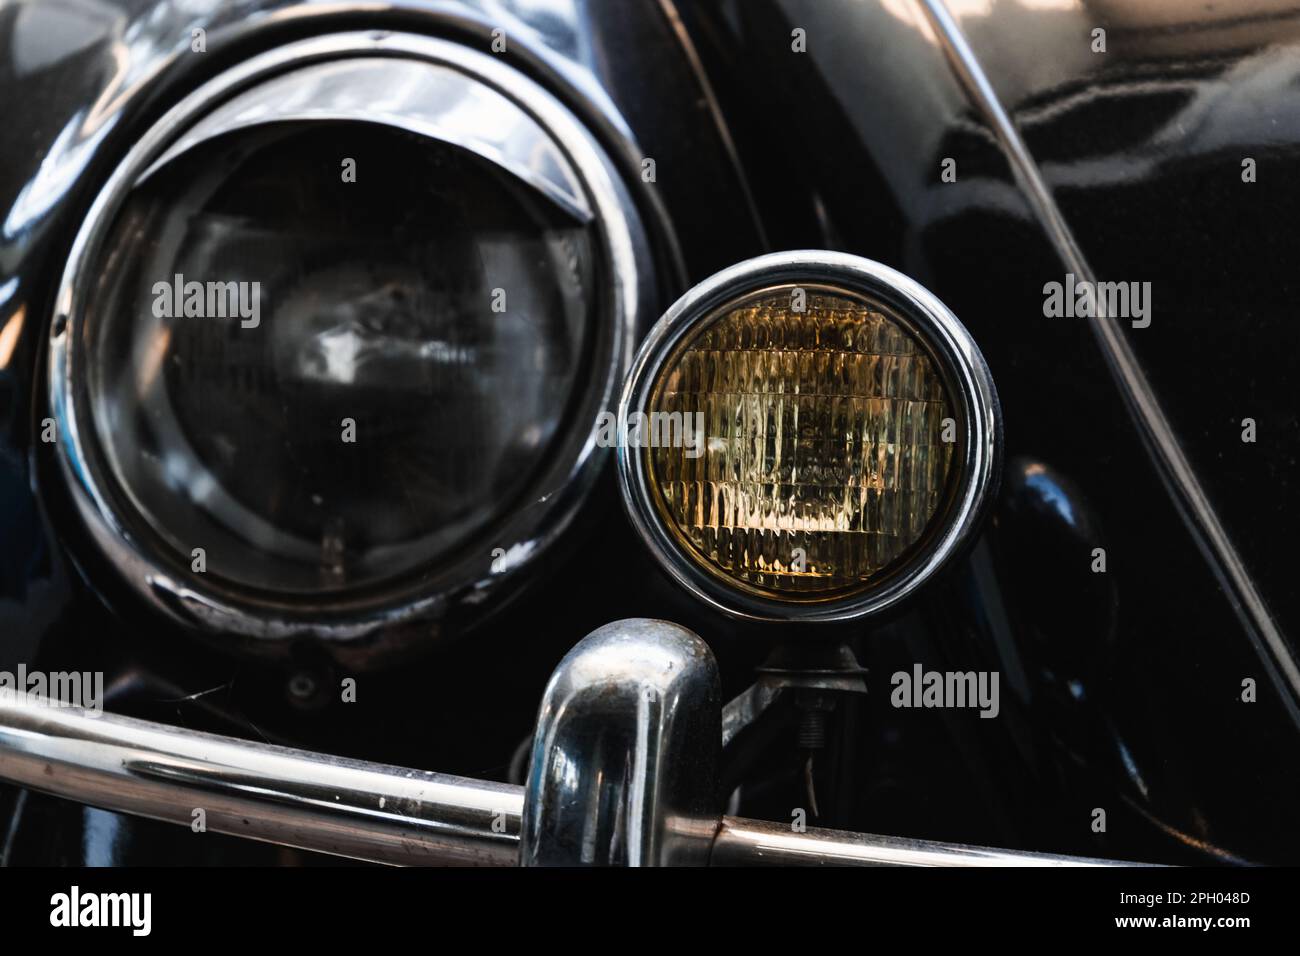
[647,287,956,599]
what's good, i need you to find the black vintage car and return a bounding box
[0,0,1296,883]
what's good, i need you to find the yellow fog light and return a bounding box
[649,287,955,596]
[618,252,1000,622]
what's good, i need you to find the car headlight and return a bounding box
[48,33,651,646]
[618,252,999,622]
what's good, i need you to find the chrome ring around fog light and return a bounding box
[617,251,1000,624]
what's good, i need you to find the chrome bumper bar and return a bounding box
[0,686,521,866]
[0,621,1129,867]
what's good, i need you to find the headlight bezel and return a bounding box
[617,251,1001,624]
[46,31,653,647]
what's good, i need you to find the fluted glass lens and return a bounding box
[80,122,593,594]
[648,288,955,598]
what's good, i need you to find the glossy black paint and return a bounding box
[673,0,1300,862]
[2,0,1297,865]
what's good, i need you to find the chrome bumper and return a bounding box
[0,620,1130,867]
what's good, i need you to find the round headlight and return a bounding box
[49,33,651,645]
[88,121,593,597]
[618,252,999,622]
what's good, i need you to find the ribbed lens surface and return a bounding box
[648,289,955,597]
[82,122,593,594]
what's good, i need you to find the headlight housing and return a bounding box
[48,33,652,647]
[618,252,999,622]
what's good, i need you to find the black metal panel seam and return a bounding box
[915,0,1300,720]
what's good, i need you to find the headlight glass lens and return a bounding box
[82,122,594,594]
[647,287,955,599]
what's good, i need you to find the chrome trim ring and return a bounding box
[48,32,652,649]
[617,251,1000,623]
[136,55,596,223]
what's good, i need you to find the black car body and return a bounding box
[0,0,1297,867]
